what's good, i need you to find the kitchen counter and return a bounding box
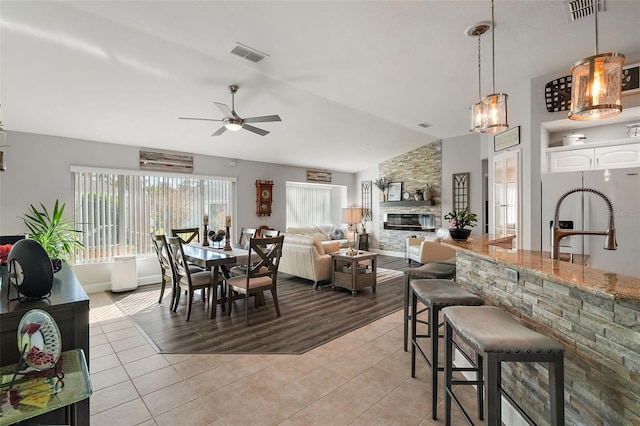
[441,235,640,425]
[443,235,640,304]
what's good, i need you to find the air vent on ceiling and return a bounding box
[230,42,268,63]
[563,0,605,22]
[418,122,432,128]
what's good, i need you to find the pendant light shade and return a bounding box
[467,23,490,133]
[481,93,509,134]
[568,0,624,120]
[480,0,508,134]
[569,52,624,120]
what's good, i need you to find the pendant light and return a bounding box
[569,0,624,120]
[467,23,490,133]
[480,0,508,134]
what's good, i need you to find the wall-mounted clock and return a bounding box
[256,180,273,217]
[626,123,640,138]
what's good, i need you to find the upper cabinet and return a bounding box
[547,138,640,173]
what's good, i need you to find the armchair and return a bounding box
[406,238,456,265]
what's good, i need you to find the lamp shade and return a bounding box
[480,93,508,134]
[341,207,362,225]
[569,52,624,121]
[469,102,483,133]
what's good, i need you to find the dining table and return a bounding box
[182,244,236,319]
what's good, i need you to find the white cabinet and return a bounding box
[548,140,640,173]
[594,144,640,169]
[492,151,520,240]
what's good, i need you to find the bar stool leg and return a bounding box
[477,352,484,421]
[444,320,453,426]
[549,354,565,425]
[404,274,410,351]
[430,304,440,419]
[485,354,501,426]
[410,290,418,377]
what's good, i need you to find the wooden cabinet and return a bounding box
[548,140,640,173]
[1,264,90,424]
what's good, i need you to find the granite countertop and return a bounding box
[442,235,640,305]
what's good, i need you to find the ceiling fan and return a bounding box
[179,85,281,136]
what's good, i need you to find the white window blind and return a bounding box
[73,169,232,263]
[286,183,332,228]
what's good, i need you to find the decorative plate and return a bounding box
[17,309,62,371]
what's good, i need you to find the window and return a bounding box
[285,183,333,228]
[72,167,234,263]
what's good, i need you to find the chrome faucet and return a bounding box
[551,187,617,260]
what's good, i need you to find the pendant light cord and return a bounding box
[491,0,496,94]
[477,33,482,101]
[594,0,599,55]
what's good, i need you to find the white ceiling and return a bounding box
[2,1,640,173]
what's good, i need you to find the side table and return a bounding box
[330,250,378,296]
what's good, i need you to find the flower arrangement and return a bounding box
[444,207,478,230]
[373,176,390,193]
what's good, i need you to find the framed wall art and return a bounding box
[387,182,402,201]
[494,126,520,152]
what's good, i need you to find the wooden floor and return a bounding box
[112,254,418,355]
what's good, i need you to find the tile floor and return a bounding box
[88,290,482,425]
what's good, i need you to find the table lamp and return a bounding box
[341,207,362,255]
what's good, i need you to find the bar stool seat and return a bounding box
[410,279,484,420]
[443,306,565,426]
[403,258,456,351]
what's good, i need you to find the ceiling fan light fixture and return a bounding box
[568,0,624,121]
[223,117,243,131]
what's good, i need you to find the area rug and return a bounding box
[111,268,404,355]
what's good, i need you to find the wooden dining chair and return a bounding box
[150,233,177,307]
[171,227,200,244]
[237,227,257,249]
[226,235,285,325]
[260,229,280,238]
[166,236,214,320]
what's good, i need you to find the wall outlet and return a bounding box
[505,267,519,282]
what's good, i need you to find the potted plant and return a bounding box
[444,207,478,242]
[22,200,84,271]
[374,176,390,201]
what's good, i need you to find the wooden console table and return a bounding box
[0,264,90,424]
[330,251,378,296]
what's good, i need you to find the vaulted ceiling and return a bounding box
[2,1,639,173]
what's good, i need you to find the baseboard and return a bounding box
[83,276,160,294]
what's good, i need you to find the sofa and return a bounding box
[406,230,456,265]
[285,224,350,248]
[278,233,342,289]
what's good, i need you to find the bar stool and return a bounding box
[403,258,456,351]
[443,306,565,426]
[410,279,484,420]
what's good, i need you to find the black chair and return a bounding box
[226,236,284,325]
[150,233,176,306]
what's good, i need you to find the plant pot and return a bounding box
[449,228,471,242]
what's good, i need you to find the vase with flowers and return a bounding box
[444,207,478,242]
[373,176,390,202]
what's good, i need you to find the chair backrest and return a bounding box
[171,227,200,244]
[260,229,280,238]
[150,233,173,278]
[165,236,190,286]
[238,228,258,247]
[246,235,284,283]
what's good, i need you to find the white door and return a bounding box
[492,151,520,240]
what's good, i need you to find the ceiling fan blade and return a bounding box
[214,102,235,119]
[212,126,227,136]
[178,117,222,122]
[242,124,269,136]
[242,114,282,124]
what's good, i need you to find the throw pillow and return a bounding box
[330,228,345,240]
[322,241,341,254]
[312,239,325,255]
